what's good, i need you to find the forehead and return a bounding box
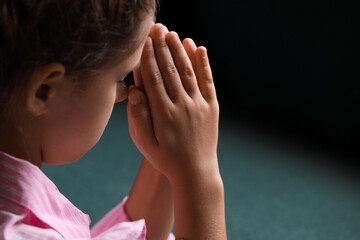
[99,15,154,75]
[118,16,155,71]
[122,44,144,73]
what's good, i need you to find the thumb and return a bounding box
[127,86,156,152]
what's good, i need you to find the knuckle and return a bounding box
[144,46,155,58]
[184,103,195,118]
[147,71,163,86]
[163,63,178,77]
[207,100,220,116]
[179,99,190,112]
[203,72,214,84]
[196,98,218,115]
[156,39,168,49]
[200,59,210,69]
[212,101,220,114]
[160,106,176,122]
[181,66,195,79]
[178,99,196,117]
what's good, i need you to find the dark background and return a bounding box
[156,0,360,159]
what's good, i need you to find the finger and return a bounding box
[127,86,158,150]
[133,25,169,90]
[133,66,144,89]
[183,38,197,69]
[166,32,200,97]
[150,23,184,102]
[163,25,169,34]
[140,37,171,109]
[195,46,217,102]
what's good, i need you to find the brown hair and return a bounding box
[0,0,157,124]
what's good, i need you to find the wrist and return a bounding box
[169,166,224,197]
[166,155,222,187]
[126,157,173,221]
[170,162,226,240]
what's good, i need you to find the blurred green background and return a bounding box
[44,0,360,239]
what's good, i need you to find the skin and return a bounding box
[0,16,227,240]
[0,16,153,167]
[127,24,227,239]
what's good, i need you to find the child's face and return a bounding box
[40,17,154,165]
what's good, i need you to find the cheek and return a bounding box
[88,88,117,137]
[69,96,115,162]
[43,87,117,164]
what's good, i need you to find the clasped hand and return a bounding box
[127,23,220,183]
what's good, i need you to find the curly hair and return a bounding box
[0,0,157,123]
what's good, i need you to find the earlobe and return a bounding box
[26,63,66,116]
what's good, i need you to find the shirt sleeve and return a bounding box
[90,197,175,240]
[1,196,173,240]
[0,203,145,240]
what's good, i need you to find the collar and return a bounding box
[0,151,91,238]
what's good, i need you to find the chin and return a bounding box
[42,133,102,165]
[43,148,89,165]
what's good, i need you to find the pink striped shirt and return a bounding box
[0,151,174,240]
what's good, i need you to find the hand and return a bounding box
[127,23,220,182]
[127,24,226,240]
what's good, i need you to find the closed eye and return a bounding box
[123,72,134,88]
[118,79,127,88]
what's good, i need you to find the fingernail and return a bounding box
[129,92,141,105]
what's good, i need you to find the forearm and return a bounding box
[125,157,174,240]
[170,163,227,240]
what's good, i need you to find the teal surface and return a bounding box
[43,103,360,239]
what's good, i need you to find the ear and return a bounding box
[26,63,66,116]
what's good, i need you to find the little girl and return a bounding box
[0,0,226,239]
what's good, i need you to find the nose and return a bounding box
[115,85,128,104]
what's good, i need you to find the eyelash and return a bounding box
[118,80,127,88]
